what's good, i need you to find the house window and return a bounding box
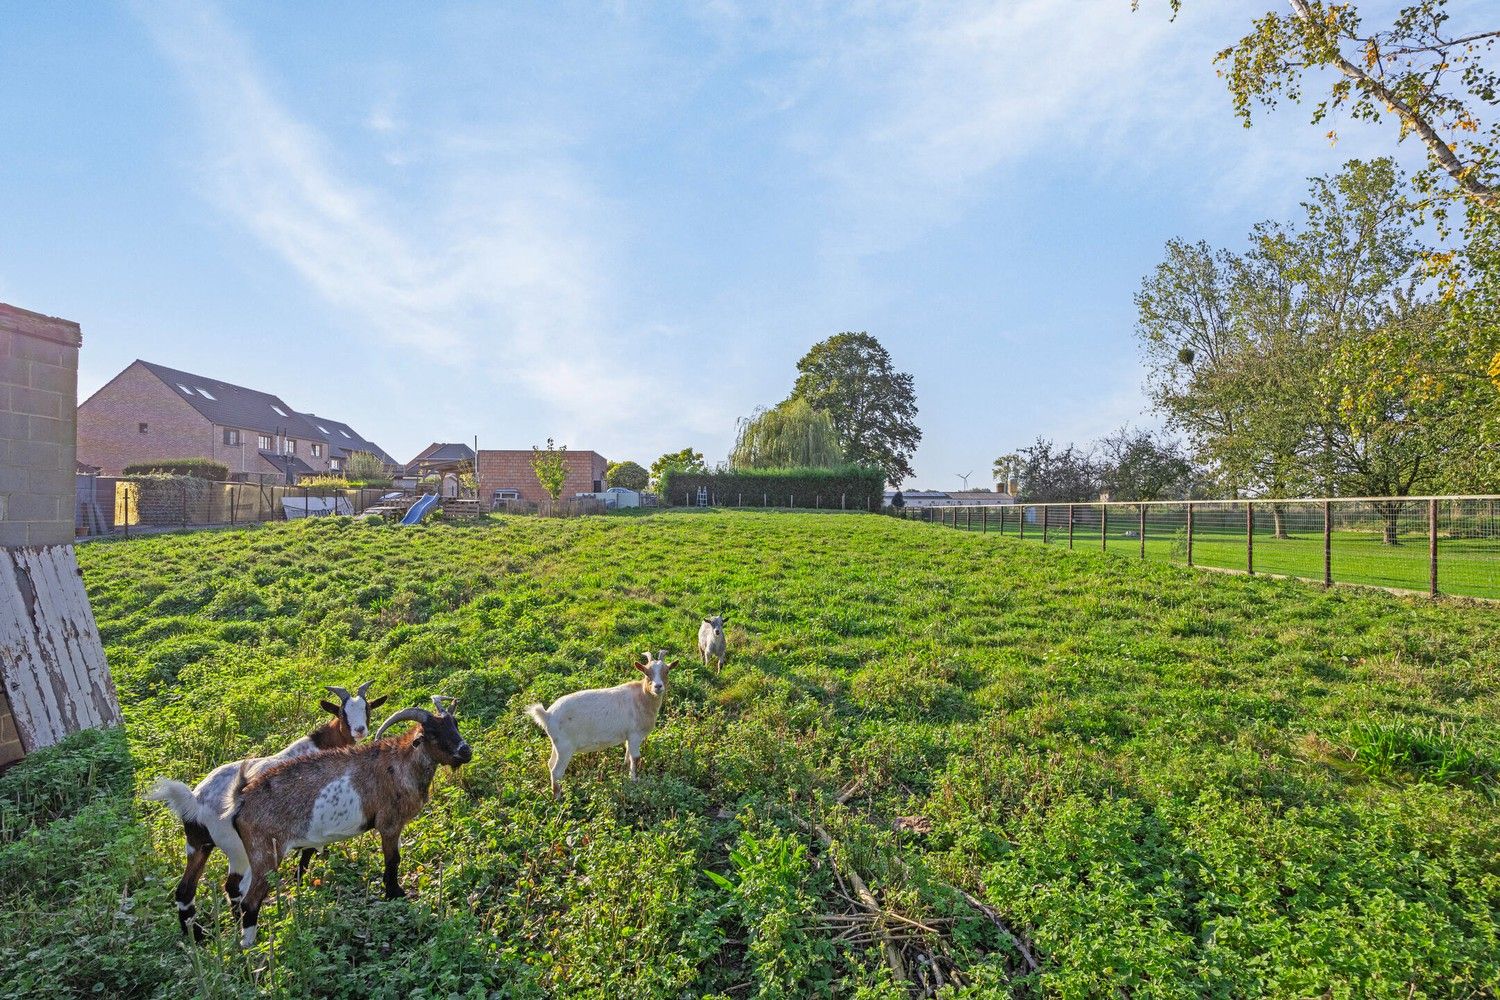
[258,434,272,450]
[138,422,148,434]
[286,439,297,454]
[224,429,241,446]
[311,443,323,458]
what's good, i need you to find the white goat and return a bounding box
[144,682,385,940]
[525,651,676,799]
[698,615,726,671]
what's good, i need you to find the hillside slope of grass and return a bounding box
[4,512,1499,998]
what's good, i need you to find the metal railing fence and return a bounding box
[74,477,404,538]
[901,496,1500,600]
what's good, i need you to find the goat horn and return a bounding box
[325,685,351,702]
[357,680,373,699]
[375,707,430,739]
[431,695,456,715]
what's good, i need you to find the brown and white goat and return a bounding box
[225,696,472,947]
[145,682,386,940]
[525,651,675,799]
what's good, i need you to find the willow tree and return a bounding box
[729,398,845,469]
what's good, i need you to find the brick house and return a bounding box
[476,449,609,505]
[78,361,390,482]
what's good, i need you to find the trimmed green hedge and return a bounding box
[659,464,884,510]
[122,458,228,480]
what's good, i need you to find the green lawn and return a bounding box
[4,511,1499,998]
[934,508,1500,599]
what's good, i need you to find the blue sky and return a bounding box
[1,1,1428,486]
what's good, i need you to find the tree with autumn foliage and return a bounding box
[1149,0,1500,489]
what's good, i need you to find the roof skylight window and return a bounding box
[271,405,288,416]
[197,387,217,400]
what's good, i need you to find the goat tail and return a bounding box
[221,760,253,822]
[144,777,204,825]
[524,703,551,733]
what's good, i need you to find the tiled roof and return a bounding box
[301,413,397,467]
[136,360,324,441]
[408,442,475,466]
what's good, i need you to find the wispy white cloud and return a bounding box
[133,0,651,443]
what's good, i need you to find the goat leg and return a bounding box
[381,829,406,900]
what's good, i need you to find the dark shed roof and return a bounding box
[136,360,324,441]
[301,413,397,467]
[408,442,475,466]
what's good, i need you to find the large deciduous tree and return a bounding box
[790,332,921,484]
[1138,158,1482,538]
[729,397,845,469]
[1157,0,1500,488]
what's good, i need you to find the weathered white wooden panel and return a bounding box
[0,544,120,752]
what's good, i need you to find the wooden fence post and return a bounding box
[1042,505,1049,544]
[1139,505,1146,559]
[1100,503,1107,552]
[1429,497,1439,597]
[982,508,988,533]
[1246,502,1254,575]
[1186,502,1194,567]
[1019,507,1025,540]
[1322,500,1331,587]
[1068,504,1074,549]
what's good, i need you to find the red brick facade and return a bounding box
[77,361,332,478]
[476,449,609,504]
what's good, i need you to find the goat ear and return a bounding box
[367,694,388,710]
[634,661,650,675]
[319,699,340,715]
[667,660,678,672]
[703,618,711,625]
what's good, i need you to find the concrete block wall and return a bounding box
[0,303,82,547]
[477,450,609,504]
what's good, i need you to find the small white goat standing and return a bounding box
[525,651,676,799]
[698,615,726,671]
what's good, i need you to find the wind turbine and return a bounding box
[956,471,973,490]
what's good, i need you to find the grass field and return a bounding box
[932,508,1500,599]
[4,511,1499,998]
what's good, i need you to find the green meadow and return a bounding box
[3,511,1498,998]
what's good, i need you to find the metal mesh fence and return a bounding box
[903,496,1500,600]
[75,477,402,537]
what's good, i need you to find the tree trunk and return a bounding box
[1271,503,1289,540]
[1375,502,1405,546]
